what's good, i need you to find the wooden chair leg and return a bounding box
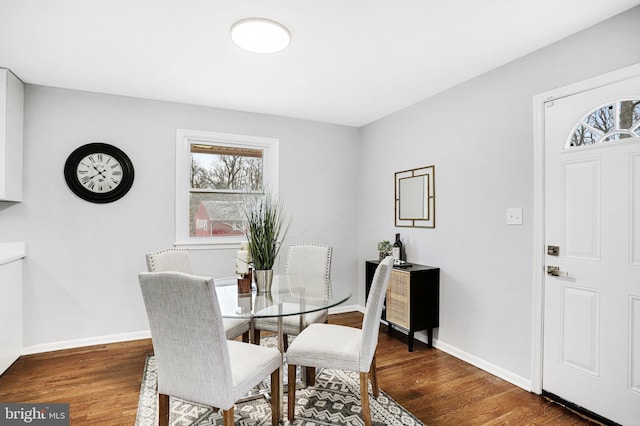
[222,406,234,426]
[288,364,297,421]
[359,372,372,426]
[370,355,379,398]
[158,393,170,426]
[253,329,261,345]
[305,366,316,386]
[242,331,250,343]
[271,368,281,424]
[283,333,289,351]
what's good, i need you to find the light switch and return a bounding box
[506,208,523,225]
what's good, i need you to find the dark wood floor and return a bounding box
[0,312,595,425]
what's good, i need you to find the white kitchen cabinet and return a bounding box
[0,68,24,202]
[0,243,25,375]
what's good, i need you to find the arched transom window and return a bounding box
[567,99,640,148]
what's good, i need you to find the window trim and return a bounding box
[175,129,279,249]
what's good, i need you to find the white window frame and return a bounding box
[175,129,279,249]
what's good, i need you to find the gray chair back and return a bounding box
[139,271,234,408]
[285,244,332,279]
[145,248,192,273]
[145,248,251,342]
[359,256,393,372]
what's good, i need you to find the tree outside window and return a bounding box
[175,129,279,247]
[569,99,640,147]
[190,145,264,238]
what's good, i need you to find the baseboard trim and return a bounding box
[21,330,151,355]
[333,307,532,391]
[21,307,364,354]
[21,307,531,393]
[428,338,532,391]
[328,304,363,315]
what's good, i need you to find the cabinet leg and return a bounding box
[427,328,433,348]
[387,322,392,335]
[408,331,414,352]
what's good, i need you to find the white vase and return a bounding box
[254,269,273,293]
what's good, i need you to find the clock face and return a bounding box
[64,143,134,203]
[76,152,123,193]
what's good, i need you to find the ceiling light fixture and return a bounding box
[230,18,291,54]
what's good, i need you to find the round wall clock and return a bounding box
[64,143,135,203]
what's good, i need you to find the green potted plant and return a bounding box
[240,191,290,292]
[377,240,392,261]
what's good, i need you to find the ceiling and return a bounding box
[1,0,639,127]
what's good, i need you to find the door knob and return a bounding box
[547,265,568,277]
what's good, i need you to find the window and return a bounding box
[175,129,279,248]
[567,99,640,148]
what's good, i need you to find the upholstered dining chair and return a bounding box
[285,256,394,426]
[145,248,251,342]
[252,243,332,350]
[139,271,282,426]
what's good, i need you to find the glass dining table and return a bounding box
[214,273,352,422]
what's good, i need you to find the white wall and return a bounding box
[358,6,640,387]
[0,86,359,350]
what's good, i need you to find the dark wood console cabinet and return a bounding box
[365,260,439,352]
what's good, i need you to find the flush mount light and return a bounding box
[230,18,291,54]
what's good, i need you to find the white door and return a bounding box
[543,75,640,425]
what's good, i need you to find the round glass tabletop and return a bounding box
[214,274,352,319]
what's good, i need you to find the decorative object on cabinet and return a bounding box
[0,68,24,202]
[392,233,405,262]
[64,143,135,203]
[376,240,392,261]
[365,260,439,352]
[395,165,435,228]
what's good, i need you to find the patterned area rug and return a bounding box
[135,342,425,425]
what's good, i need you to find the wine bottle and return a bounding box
[392,233,402,262]
[394,233,404,262]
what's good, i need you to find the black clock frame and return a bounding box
[64,143,135,203]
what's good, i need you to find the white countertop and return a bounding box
[0,242,26,266]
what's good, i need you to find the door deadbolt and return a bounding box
[547,245,559,256]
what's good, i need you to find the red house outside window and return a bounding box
[189,143,263,238]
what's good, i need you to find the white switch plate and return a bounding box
[506,208,523,225]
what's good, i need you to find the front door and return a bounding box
[543,74,640,425]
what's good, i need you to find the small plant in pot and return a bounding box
[377,240,392,261]
[240,191,290,292]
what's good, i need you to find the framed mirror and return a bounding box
[395,165,435,228]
